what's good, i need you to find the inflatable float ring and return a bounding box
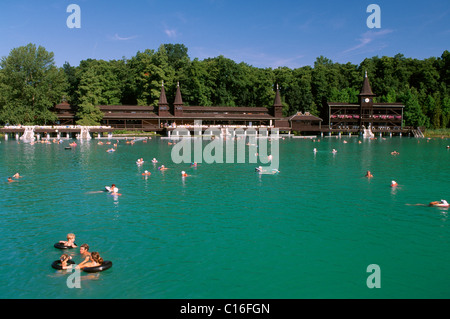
[51,259,75,270]
[83,260,113,273]
[54,242,77,249]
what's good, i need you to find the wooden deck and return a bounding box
[1,124,418,139]
[0,126,115,139]
[321,125,412,135]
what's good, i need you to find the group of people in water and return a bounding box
[7,173,22,183]
[364,170,403,188]
[55,233,107,271]
[363,153,448,208]
[102,157,197,196]
[136,158,197,178]
[362,149,403,188]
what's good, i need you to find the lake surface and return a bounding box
[0,135,449,298]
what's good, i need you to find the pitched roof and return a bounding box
[273,84,282,107]
[289,112,323,121]
[174,82,183,105]
[98,105,154,111]
[327,102,359,107]
[328,102,404,108]
[359,71,376,96]
[182,106,269,112]
[170,113,275,120]
[158,81,168,105]
[102,112,159,119]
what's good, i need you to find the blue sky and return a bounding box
[0,0,449,69]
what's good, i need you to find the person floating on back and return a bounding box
[105,184,119,194]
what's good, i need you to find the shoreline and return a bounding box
[423,129,450,138]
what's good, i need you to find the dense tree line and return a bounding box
[1,43,449,128]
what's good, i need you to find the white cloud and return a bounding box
[112,33,138,41]
[164,29,177,38]
[343,29,393,54]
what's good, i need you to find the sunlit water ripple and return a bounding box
[0,136,449,298]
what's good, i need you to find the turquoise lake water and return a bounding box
[0,135,449,299]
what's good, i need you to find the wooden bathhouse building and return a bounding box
[326,72,406,136]
[2,72,414,139]
[52,82,323,135]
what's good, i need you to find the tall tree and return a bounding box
[74,67,104,125]
[400,88,428,128]
[441,97,450,128]
[0,43,67,125]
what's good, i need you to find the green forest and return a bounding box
[0,43,449,128]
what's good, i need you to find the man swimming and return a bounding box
[106,184,119,194]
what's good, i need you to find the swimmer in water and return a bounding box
[79,244,91,263]
[426,200,450,207]
[76,251,103,270]
[158,165,168,171]
[181,171,188,177]
[7,177,15,183]
[152,158,158,163]
[142,170,151,176]
[365,171,373,178]
[107,184,119,194]
[59,233,77,248]
[12,173,22,179]
[59,254,73,270]
[390,180,398,187]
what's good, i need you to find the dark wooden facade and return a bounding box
[54,83,298,132]
[289,112,323,132]
[52,74,410,135]
[326,72,405,133]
